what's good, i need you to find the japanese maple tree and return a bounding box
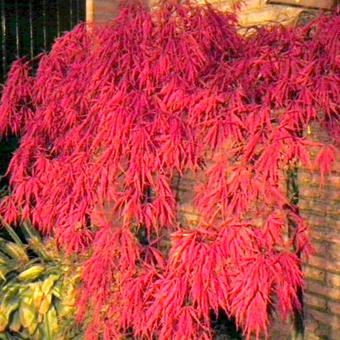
[0,1,338,339]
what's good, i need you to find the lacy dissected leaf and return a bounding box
[0,0,338,339]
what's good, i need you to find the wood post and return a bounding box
[86,0,119,23]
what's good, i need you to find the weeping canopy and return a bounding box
[0,1,338,339]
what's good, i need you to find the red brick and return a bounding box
[307,256,340,273]
[304,256,328,272]
[303,265,326,283]
[304,310,332,339]
[328,301,340,316]
[299,171,340,189]
[309,241,340,261]
[305,256,340,274]
[299,199,340,217]
[326,273,340,289]
[308,240,327,256]
[304,317,319,337]
[303,332,323,340]
[304,329,320,340]
[305,281,340,301]
[269,317,292,340]
[306,310,340,330]
[304,292,327,310]
[308,219,340,233]
[330,326,340,339]
[299,186,340,201]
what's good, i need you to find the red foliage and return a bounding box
[0,1,339,339]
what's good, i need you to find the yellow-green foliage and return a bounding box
[0,221,81,340]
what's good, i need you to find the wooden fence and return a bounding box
[0,0,86,83]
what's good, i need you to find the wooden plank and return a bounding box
[267,0,336,10]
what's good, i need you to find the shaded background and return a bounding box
[0,0,86,82]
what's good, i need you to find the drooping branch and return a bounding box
[0,1,338,339]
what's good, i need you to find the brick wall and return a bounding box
[299,125,340,340]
